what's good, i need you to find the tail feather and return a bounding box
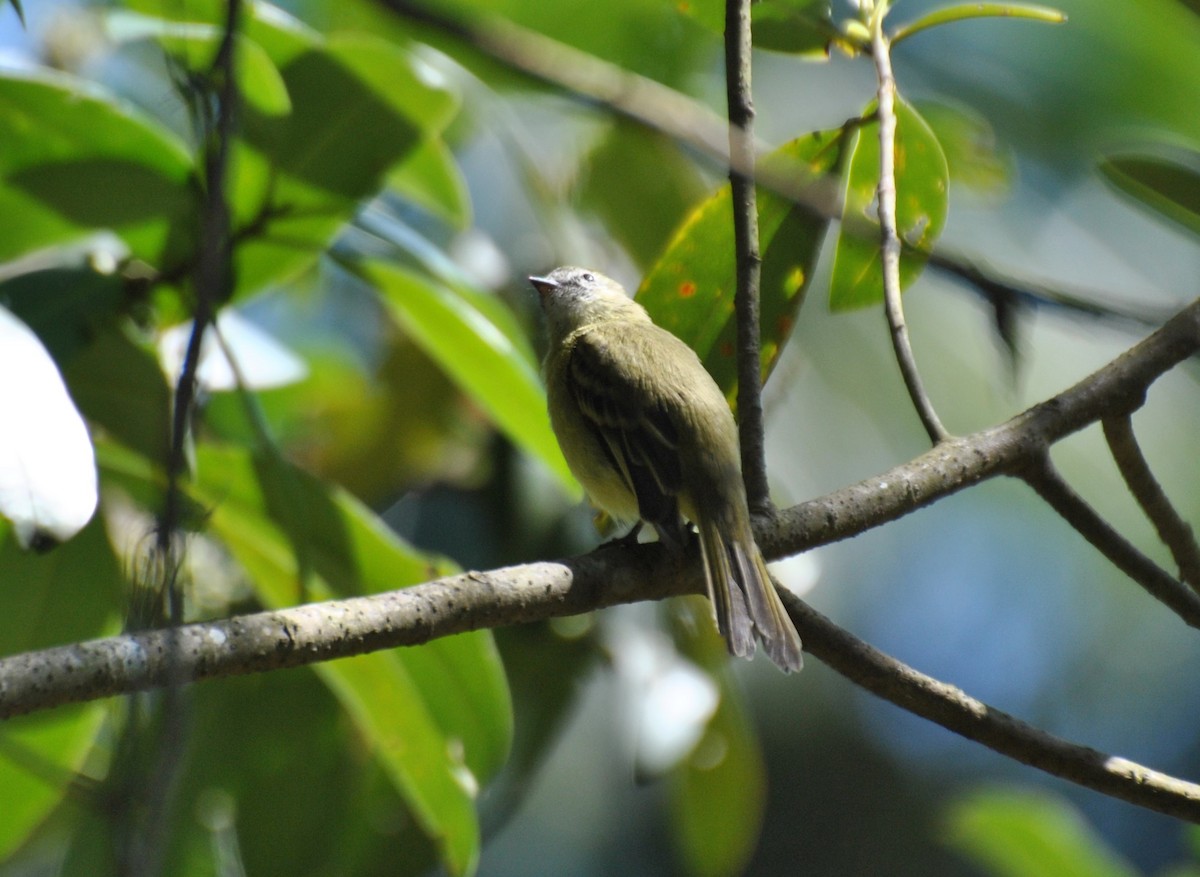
[697,520,754,657]
[698,519,803,672]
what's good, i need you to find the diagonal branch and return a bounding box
[1020,457,1200,625]
[782,588,1200,821]
[1103,415,1200,592]
[724,0,771,514]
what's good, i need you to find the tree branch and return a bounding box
[1,298,1198,822]
[724,0,771,514]
[1020,457,1200,627]
[1103,414,1200,591]
[869,3,948,444]
[782,588,1200,821]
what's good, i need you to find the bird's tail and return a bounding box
[697,519,804,672]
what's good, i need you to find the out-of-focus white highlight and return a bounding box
[769,550,822,598]
[610,622,720,777]
[0,304,98,548]
[158,309,308,392]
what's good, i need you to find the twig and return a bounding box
[1103,415,1200,591]
[724,0,770,514]
[869,2,948,444]
[373,0,842,224]
[1022,457,1200,627]
[925,250,1173,333]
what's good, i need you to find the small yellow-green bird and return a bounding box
[531,266,803,672]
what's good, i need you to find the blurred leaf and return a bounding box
[667,669,765,877]
[751,0,836,56]
[0,252,127,363]
[1099,149,1200,238]
[638,129,845,397]
[944,787,1139,877]
[387,137,472,229]
[916,101,1013,195]
[675,0,833,54]
[6,0,24,27]
[349,259,576,494]
[831,97,949,310]
[0,306,98,548]
[0,517,122,860]
[0,69,197,266]
[64,326,172,468]
[228,30,459,296]
[577,121,708,269]
[192,443,494,875]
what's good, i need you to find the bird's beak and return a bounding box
[529,275,559,298]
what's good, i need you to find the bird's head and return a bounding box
[530,266,648,339]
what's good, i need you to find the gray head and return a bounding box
[529,266,648,339]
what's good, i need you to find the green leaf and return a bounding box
[0,517,122,860]
[751,0,837,56]
[231,33,459,296]
[350,259,577,494]
[830,98,949,310]
[387,137,472,229]
[1099,150,1200,238]
[667,670,766,877]
[943,787,1139,877]
[637,129,845,397]
[916,101,1013,195]
[578,121,708,269]
[0,69,197,267]
[63,326,173,468]
[191,443,503,875]
[6,0,24,27]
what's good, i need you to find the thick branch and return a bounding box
[725,0,770,513]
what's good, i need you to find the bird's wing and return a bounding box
[566,327,684,539]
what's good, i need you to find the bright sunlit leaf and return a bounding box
[0,305,97,549]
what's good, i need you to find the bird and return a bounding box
[531,266,803,672]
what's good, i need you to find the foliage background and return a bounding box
[0,0,1198,874]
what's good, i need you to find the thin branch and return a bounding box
[764,297,1200,557]
[869,3,949,444]
[780,588,1200,822]
[925,250,1174,333]
[161,0,242,584]
[1022,457,1200,626]
[1103,415,1200,591]
[724,0,770,514]
[373,0,842,223]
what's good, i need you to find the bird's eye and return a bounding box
[582,272,595,283]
